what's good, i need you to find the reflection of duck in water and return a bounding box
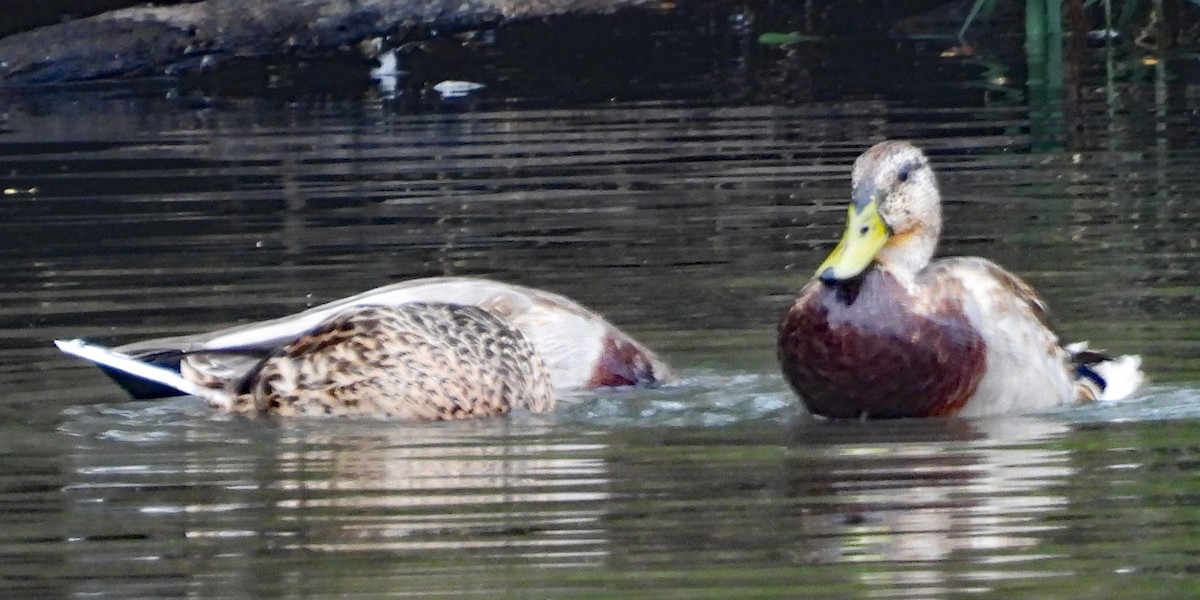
[778,141,1143,419]
[57,277,674,420]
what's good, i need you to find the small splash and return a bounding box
[57,369,801,438]
[557,370,795,428]
[1055,385,1200,423]
[57,395,565,445]
[58,397,245,443]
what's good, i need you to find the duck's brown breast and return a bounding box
[777,269,986,419]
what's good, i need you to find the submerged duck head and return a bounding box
[817,141,943,283]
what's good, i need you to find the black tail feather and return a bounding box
[98,345,277,400]
[98,349,186,400]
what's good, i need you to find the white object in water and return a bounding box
[370,49,403,97]
[370,49,402,79]
[433,80,485,98]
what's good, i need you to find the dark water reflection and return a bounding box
[30,402,1200,598]
[2,22,1200,599]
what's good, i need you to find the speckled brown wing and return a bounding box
[922,257,1055,332]
[234,303,555,420]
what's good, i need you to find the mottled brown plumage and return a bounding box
[778,140,1144,419]
[131,277,673,399]
[229,303,554,420]
[58,278,674,419]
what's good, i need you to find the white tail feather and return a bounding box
[1091,354,1145,401]
[1067,341,1145,402]
[54,339,232,409]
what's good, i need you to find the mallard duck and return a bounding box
[777,141,1144,419]
[56,277,674,419]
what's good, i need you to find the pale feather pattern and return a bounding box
[858,141,1144,413]
[917,258,1077,416]
[230,303,555,420]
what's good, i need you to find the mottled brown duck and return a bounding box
[57,277,674,420]
[777,140,1143,419]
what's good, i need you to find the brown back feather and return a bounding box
[233,303,555,419]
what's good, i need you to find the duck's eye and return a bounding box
[898,161,924,183]
[859,226,870,235]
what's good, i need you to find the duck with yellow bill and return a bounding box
[777,140,1143,419]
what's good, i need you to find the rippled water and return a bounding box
[3,12,1200,598]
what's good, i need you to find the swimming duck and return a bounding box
[56,277,674,419]
[777,141,1143,419]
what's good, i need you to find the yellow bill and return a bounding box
[816,199,891,282]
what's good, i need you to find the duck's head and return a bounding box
[817,141,942,283]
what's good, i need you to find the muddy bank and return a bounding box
[5,0,1195,89]
[0,0,654,85]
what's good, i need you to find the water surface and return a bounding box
[2,14,1200,598]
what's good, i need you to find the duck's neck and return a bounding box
[876,223,939,277]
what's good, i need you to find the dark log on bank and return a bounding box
[0,0,653,85]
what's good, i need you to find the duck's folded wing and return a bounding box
[918,257,1077,414]
[122,277,544,355]
[922,256,1054,329]
[54,339,234,404]
[75,278,476,400]
[93,278,514,399]
[85,337,272,400]
[77,289,359,400]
